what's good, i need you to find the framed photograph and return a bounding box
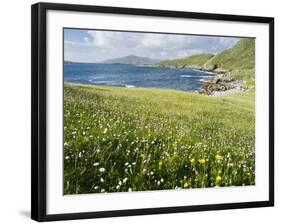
[31,2,274,222]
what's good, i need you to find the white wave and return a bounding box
[181,75,211,78]
[199,78,209,83]
[197,75,212,78]
[180,75,192,78]
[205,71,216,75]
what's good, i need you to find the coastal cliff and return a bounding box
[154,38,255,95]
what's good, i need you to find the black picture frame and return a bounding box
[31,2,274,222]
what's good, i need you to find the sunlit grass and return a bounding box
[64,84,255,194]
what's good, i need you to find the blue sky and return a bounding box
[64,29,240,63]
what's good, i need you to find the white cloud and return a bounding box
[87,31,142,48]
[140,33,193,51]
[64,30,240,62]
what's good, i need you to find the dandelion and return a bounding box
[216,175,222,185]
[215,154,223,161]
[190,158,195,163]
[183,181,189,188]
[198,159,206,164]
[99,167,105,173]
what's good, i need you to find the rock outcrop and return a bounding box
[199,74,248,95]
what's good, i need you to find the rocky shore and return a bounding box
[199,73,248,96]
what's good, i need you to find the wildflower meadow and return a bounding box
[63,84,255,194]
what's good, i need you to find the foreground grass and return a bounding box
[64,84,255,194]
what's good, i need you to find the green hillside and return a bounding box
[156,38,255,80]
[157,53,214,69]
[203,38,255,71]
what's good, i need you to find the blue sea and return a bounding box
[64,63,213,92]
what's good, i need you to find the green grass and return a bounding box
[203,38,255,71]
[64,84,255,194]
[157,53,214,69]
[230,69,255,80]
[155,38,255,81]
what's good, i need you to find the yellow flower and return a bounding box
[215,154,223,161]
[198,159,206,164]
[190,158,195,163]
[183,181,189,188]
[158,161,163,169]
[216,175,222,184]
[140,153,145,158]
[173,151,177,158]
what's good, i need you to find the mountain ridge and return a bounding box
[101,55,161,65]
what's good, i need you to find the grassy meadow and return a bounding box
[64,83,255,194]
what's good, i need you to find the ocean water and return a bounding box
[64,63,213,92]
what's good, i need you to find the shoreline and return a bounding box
[65,63,248,97]
[148,65,248,96]
[64,81,246,97]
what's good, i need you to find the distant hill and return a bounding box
[157,53,214,69]
[64,60,76,64]
[102,55,160,65]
